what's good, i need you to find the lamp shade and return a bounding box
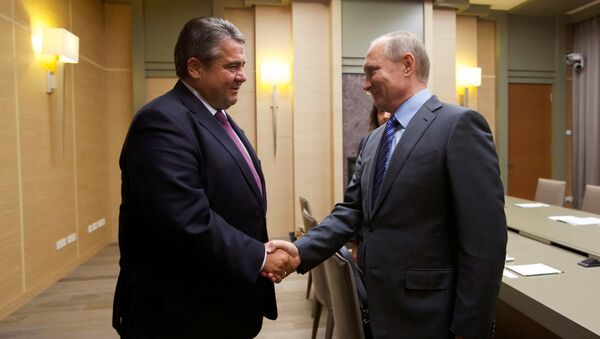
[42,28,79,63]
[458,67,481,87]
[260,62,290,85]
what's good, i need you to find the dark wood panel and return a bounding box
[508,83,553,200]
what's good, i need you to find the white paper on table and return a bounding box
[548,215,600,226]
[506,263,562,276]
[502,269,518,279]
[514,202,549,208]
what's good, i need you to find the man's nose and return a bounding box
[363,78,371,92]
[237,69,247,83]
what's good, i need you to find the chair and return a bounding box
[299,196,314,299]
[299,195,313,215]
[324,252,366,339]
[302,210,334,339]
[581,184,600,214]
[534,178,566,206]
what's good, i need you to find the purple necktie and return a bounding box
[215,110,263,195]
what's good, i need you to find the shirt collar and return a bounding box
[182,80,220,116]
[392,88,432,128]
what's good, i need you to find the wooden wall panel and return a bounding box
[478,19,497,136]
[0,0,11,17]
[456,15,478,108]
[72,0,105,64]
[292,1,332,223]
[0,18,24,310]
[330,0,344,203]
[15,0,70,28]
[16,25,78,290]
[255,6,293,239]
[106,70,131,243]
[105,3,132,70]
[224,7,256,148]
[105,3,133,242]
[431,8,456,104]
[74,59,109,256]
[146,77,177,103]
[0,0,132,320]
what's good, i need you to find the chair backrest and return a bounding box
[324,253,365,339]
[302,210,332,308]
[581,184,600,214]
[299,195,313,216]
[534,178,566,206]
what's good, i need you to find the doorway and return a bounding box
[508,83,553,200]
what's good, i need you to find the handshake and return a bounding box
[261,240,301,283]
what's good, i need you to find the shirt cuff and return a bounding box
[260,246,267,271]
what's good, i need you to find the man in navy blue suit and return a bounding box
[113,17,292,338]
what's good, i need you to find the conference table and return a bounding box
[505,196,600,258]
[501,196,600,338]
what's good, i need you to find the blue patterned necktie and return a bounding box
[372,115,400,205]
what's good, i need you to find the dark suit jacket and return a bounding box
[295,95,507,339]
[113,80,276,338]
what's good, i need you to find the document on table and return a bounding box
[506,263,562,276]
[502,269,518,279]
[548,215,600,226]
[514,202,549,208]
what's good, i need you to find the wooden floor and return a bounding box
[0,244,329,339]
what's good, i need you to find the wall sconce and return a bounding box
[42,28,79,93]
[39,28,79,158]
[457,67,481,108]
[260,62,290,155]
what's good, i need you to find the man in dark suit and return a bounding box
[113,17,292,338]
[266,31,507,339]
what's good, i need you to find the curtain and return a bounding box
[572,16,600,208]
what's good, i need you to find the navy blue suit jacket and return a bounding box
[113,80,276,338]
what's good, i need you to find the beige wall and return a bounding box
[430,8,457,104]
[0,0,132,320]
[477,19,497,136]
[456,15,497,136]
[456,15,478,107]
[292,0,334,224]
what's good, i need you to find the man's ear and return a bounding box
[187,57,204,79]
[402,53,416,77]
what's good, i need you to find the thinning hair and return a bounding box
[371,31,430,83]
[174,17,245,78]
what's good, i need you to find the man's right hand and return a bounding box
[261,240,301,283]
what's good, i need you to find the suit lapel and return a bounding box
[362,126,385,221]
[173,81,266,208]
[370,96,442,215]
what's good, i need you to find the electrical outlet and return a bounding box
[87,224,94,233]
[56,238,67,251]
[67,233,77,244]
[92,221,99,231]
[98,218,106,227]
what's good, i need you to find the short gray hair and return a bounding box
[174,17,245,78]
[371,31,430,83]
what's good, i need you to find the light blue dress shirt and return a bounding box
[389,88,432,157]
